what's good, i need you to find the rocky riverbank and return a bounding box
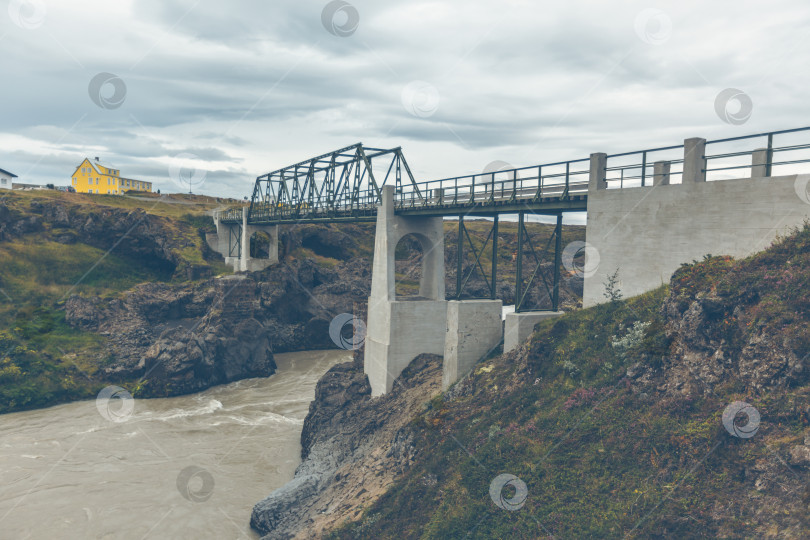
[250,350,441,539]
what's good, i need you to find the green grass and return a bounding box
[0,306,109,413]
[0,235,170,302]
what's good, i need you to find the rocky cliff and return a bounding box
[250,225,810,539]
[63,250,372,396]
[250,353,440,540]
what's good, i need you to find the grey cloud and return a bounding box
[2,1,810,199]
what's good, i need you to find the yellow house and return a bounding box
[71,157,153,195]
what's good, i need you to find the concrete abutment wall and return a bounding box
[583,138,810,306]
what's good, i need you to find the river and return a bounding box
[0,349,349,539]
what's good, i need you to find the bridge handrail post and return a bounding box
[563,161,570,198]
[653,161,671,186]
[765,132,774,177]
[534,165,542,200]
[510,170,516,202]
[683,137,707,183]
[641,151,647,186]
[751,147,770,177]
[589,153,608,191]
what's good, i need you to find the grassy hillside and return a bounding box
[0,191,232,412]
[327,225,810,539]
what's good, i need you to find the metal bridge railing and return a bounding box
[220,207,244,222]
[605,144,685,188]
[604,126,810,188]
[704,126,810,180]
[395,158,590,210]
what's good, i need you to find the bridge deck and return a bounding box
[221,181,589,225]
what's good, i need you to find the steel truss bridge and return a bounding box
[218,142,589,311]
[219,126,810,311]
[219,143,588,226]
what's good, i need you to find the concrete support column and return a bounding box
[751,148,770,178]
[213,211,230,255]
[653,161,671,186]
[370,186,397,302]
[443,300,503,389]
[267,225,279,263]
[682,138,707,183]
[504,311,564,353]
[589,153,608,191]
[240,206,251,272]
[365,185,448,396]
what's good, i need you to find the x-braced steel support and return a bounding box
[228,224,242,258]
[454,215,499,300]
[515,212,562,312]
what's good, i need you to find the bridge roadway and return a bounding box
[229,189,589,225]
[224,190,588,225]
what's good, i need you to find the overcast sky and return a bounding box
[2,0,809,199]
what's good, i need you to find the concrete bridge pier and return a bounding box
[443,299,503,388]
[364,186,448,396]
[209,207,278,272]
[364,186,506,395]
[503,311,564,353]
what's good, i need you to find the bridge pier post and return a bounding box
[683,137,707,183]
[653,161,671,186]
[364,185,447,396]
[504,311,564,353]
[211,210,230,256]
[443,299,502,389]
[751,148,771,178]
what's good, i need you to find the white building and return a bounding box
[0,168,17,190]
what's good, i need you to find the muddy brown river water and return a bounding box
[0,350,349,539]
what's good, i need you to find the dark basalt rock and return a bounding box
[250,354,439,540]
